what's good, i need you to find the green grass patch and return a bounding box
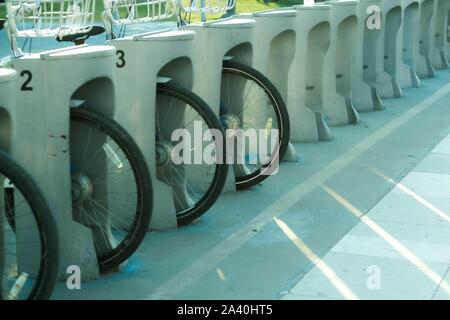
[186,0,306,23]
[96,0,305,24]
[1,0,324,25]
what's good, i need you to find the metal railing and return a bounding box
[5,0,96,38]
[102,0,177,25]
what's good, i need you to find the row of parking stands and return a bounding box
[0,0,450,299]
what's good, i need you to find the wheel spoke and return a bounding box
[155,84,227,224]
[69,109,150,271]
[221,62,287,189]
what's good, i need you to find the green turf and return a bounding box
[95,0,305,23]
[185,0,307,23]
[1,1,324,25]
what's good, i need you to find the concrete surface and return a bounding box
[48,67,450,300]
[284,134,450,300]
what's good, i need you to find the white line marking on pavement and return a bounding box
[274,217,359,300]
[146,83,450,300]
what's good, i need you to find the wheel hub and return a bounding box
[71,173,93,204]
[156,141,173,168]
[220,113,241,131]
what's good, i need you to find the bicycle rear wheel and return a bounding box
[155,82,228,225]
[0,150,58,300]
[221,60,290,190]
[70,108,152,272]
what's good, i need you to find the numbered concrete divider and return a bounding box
[289,4,332,142]
[9,45,118,280]
[431,0,450,70]
[181,18,256,190]
[400,0,421,88]
[416,0,438,78]
[230,9,298,161]
[324,0,360,126]
[107,29,201,229]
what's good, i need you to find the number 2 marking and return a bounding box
[20,70,33,91]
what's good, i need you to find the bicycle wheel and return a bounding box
[0,150,58,300]
[70,108,152,272]
[221,60,290,190]
[155,82,228,225]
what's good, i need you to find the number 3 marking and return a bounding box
[116,50,126,68]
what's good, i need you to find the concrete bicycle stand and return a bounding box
[231,10,298,162]
[108,30,201,229]
[416,0,438,78]
[10,45,118,280]
[370,0,402,98]
[399,0,422,88]
[378,0,409,98]
[182,18,257,189]
[289,4,332,142]
[431,0,450,70]
[353,0,385,111]
[380,0,411,95]
[324,0,360,126]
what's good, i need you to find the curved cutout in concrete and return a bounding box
[400,1,421,88]
[432,0,450,69]
[416,0,437,78]
[382,5,403,98]
[289,5,332,142]
[353,0,383,112]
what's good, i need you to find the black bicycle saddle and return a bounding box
[56,25,105,45]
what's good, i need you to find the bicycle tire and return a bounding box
[0,150,58,300]
[156,82,228,225]
[221,60,290,190]
[70,108,152,272]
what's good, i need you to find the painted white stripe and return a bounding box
[274,217,359,300]
[322,185,450,296]
[369,166,450,223]
[146,83,450,300]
